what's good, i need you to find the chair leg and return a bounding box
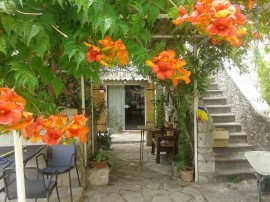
[68,171,73,202]
[35,198,37,202]
[151,141,155,154]
[75,163,81,187]
[56,184,60,202]
[156,147,160,164]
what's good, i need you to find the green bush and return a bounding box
[257,57,270,106]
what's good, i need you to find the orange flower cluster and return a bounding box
[247,0,255,9]
[0,88,89,145]
[145,50,191,86]
[85,36,129,67]
[172,0,247,47]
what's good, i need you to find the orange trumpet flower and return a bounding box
[85,36,129,67]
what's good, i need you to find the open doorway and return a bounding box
[125,85,145,130]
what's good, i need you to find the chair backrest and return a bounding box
[3,167,47,200]
[48,143,76,167]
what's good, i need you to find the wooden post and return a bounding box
[13,130,26,202]
[193,43,199,182]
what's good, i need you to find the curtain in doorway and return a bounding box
[107,86,125,132]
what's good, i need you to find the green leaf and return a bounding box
[92,0,105,13]
[75,50,85,69]
[63,40,78,60]
[38,67,54,85]
[151,0,165,9]
[92,17,102,33]
[31,57,43,71]
[179,0,185,5]
[101,17,113,37]
[23,22,32,42]
[141,29,152,44]
[27,24,41,46]
[39,10,57,29]
[167,7,178,19]
[68,49,78,61]
[35,34,51,59]
[9,33,17,49]
[119,22,129,36]
[0,37,6,55]
[76,0,94,12]
[74,27,89,41]
[10,61,38,92]
[147,6,160,26]
[56,0,63,7]
[142,3,150,14]
[1,15,15,37]
[130,1,143,14]
[0,2,7,12]
[52,76,64,96]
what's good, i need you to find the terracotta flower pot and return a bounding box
[179,166,194,182]
[88,160,108,169]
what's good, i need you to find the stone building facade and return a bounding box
[215,69,270,150]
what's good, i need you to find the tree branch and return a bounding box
[17,10,43,15]
[51,25,68,38]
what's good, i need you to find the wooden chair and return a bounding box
[151,128,178,163]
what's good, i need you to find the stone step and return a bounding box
[215,167,256,182]
[203,90,223,98]
[203,97,227,105]
[213,122,241,132]
[208,83,219,90]
[206,105,231,113]
[215,152,252,170]
[213,143,253,154]
[215,160,252,170]
[211,113,235,123]
[229,132,248,143]
[215,152,248,162]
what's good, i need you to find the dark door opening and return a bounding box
[125,85,145,130]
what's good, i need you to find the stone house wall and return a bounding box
[215,69,270,150]
[198,116,215,183]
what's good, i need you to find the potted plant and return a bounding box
[87,150,113,185]
[88,150,113,169]
[95,130,111,151]
[176,161,194,182]
[175,130,194,182]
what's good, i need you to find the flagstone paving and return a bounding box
[1,132,269,202]
[80,141,266,202]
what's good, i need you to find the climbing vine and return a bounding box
[0,0,269,116]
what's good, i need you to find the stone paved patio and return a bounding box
[1,131,269,202]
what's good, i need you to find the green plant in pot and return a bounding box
[89,150,113,169]
[169,91,194,182]
[95,130,111,151]
[175,131,194,182]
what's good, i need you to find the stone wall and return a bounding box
[215,69,270,150]
[197,116,215,183]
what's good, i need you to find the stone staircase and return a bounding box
[203,83,255,182]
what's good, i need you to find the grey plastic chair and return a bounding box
[36,143,80,202]
[2,167,59,202]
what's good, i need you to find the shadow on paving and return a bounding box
[0,133,267,202]
[81,141,266,202]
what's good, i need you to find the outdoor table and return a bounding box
[0,145,46,192]
[137,126,162,169]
